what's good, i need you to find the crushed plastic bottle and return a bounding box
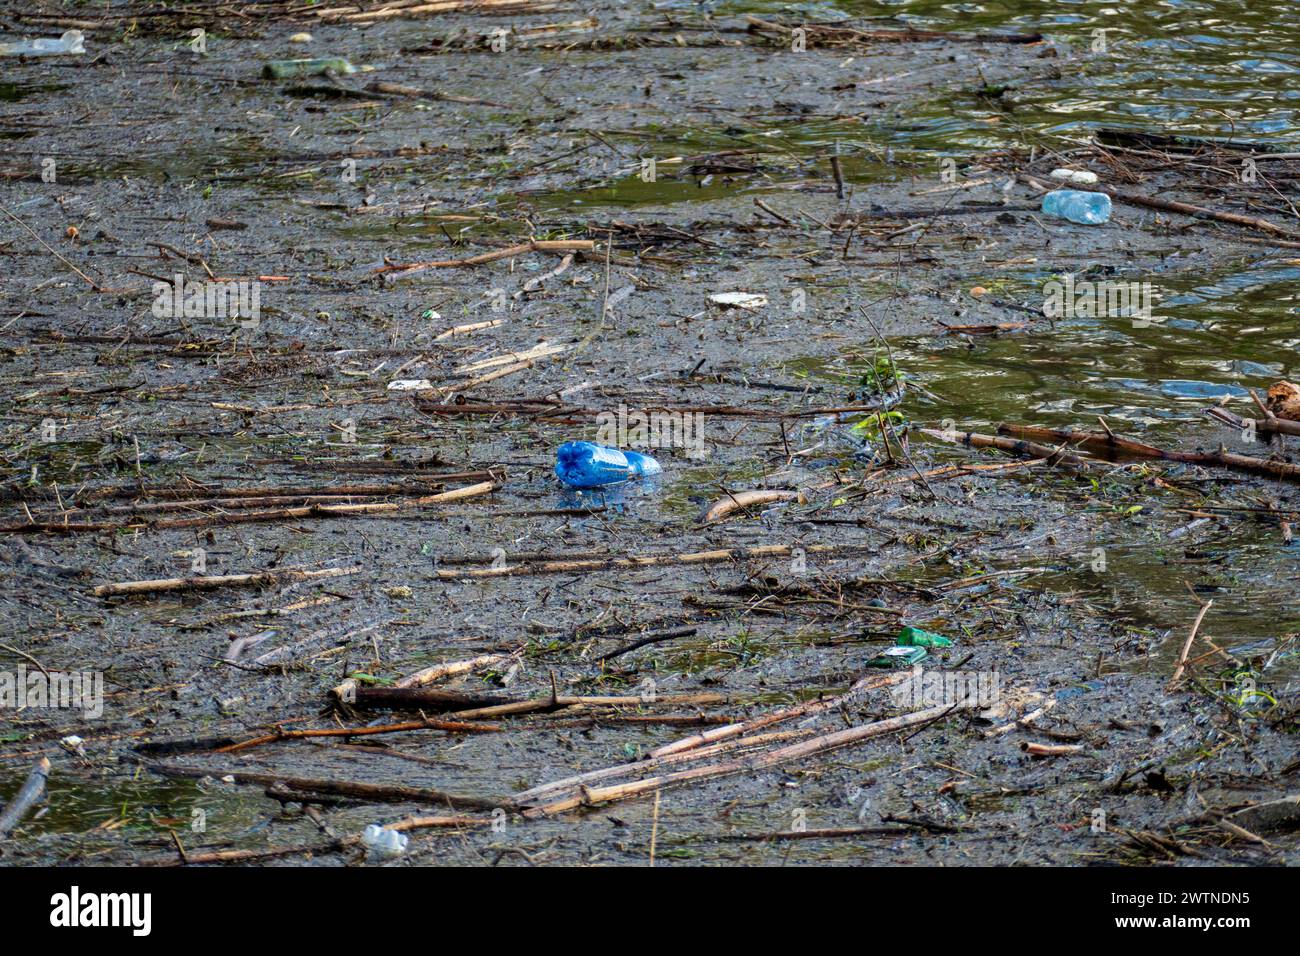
[0,30,85,56]
[262,57,357,79]
[897,626,954,648]
[1041,189,1112,225]
[362,824,408,858]
[555,441,661,488]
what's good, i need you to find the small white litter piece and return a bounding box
[1049,168,1099,185]
[362,824,409,859]
[387,379,434,391]
[709,292,768,310]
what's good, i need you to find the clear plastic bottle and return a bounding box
[555,441,662,488]
[1041,189,1112,225]
[0,30,85,56]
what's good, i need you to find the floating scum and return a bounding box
[0,0,1297,869]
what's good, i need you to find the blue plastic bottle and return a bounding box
[555,441,662,488]
[1041,189,1111,225]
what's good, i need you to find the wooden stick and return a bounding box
[1108,186,1300,241]
[366,81,510,109]
[701,489,805,524]
[1168,597,1214,689]
[447,692,725,721]
[142,809,493,865]
[1021,742,1085,757]
[93,565,359,598]
[921,427,1091,469]
[385,813,493,832]
[15,482,495,536]
[511,729,811,806]
[999,422,1171,459]
[396,653,511,690]
[1019,173,1300,240]
[434,318,504,340]
[332,652,511,704]
[141,839,355,866]
[745,15,1041,44]
[290,480,495,514]
[0,207,103,291]
[1205,406,1300,438]
[0,757,50,837]
[339,0,554,22]
[435,543,875,580]
[454,342,565,375]
[649,671,911,760]
[66,472,495,504]
[442,358,551,393]
[513,672,913,806]
[999,422,1300,481]
[214,717,502,754]
[93,493,397,515]
[595,627,698,662]
[351,687,517,711]
[136,760,505,810]
[522,701,960,816]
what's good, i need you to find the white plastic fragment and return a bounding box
[1049,168,1099,185]
[709,292,768,310]
[386,379,434,391]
